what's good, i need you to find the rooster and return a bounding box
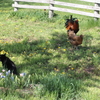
[65,15,79,34]
[67,30,75,40]
[68,30,83,49]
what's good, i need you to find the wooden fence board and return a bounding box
[53,1,100,11]
[50,7,100,18]
[13,0,49,3]
[12,4,49,9]
[80,0,100,3]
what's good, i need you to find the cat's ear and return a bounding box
[3,53,6,56]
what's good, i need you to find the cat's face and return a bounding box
[0,54,6,61]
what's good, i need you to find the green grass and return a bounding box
[0,0,100,100]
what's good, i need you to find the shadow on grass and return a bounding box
[0,31,100,99]
[0,32,100,74]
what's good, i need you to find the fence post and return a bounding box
[94,3,100,20]
[49,0,54,18]
[14,1,19,11]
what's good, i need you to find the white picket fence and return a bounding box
[12,0,100,19]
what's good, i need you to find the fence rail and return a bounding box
[80,0,100,3]
[12,0,100,19]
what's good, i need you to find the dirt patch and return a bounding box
[84,67,95,74]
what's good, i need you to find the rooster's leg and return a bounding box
[73,46,78,50]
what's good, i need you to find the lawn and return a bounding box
[0,0,100,100]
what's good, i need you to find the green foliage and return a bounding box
[9,10,48,21]
[40,73,82,99]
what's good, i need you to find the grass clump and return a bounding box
[9,10,48,21]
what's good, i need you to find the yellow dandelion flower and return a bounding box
[29,53,33,56]
[54,68,59,72]
[5,41,8,43]
[44,48,46,49]
[0,50,8,55]
[56,69,59,72]
[58,47,60,49]
[5,52,8,55]
[0,40,3,43]
[54,68,56,70]
[62,72,65,74]
[63,49,66,51]
[24,51,26,54]
[0,50,5,54]
[46,41,48,43]
[11,57,15,59]
[71,68,74,70]
[78,19,80,21]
